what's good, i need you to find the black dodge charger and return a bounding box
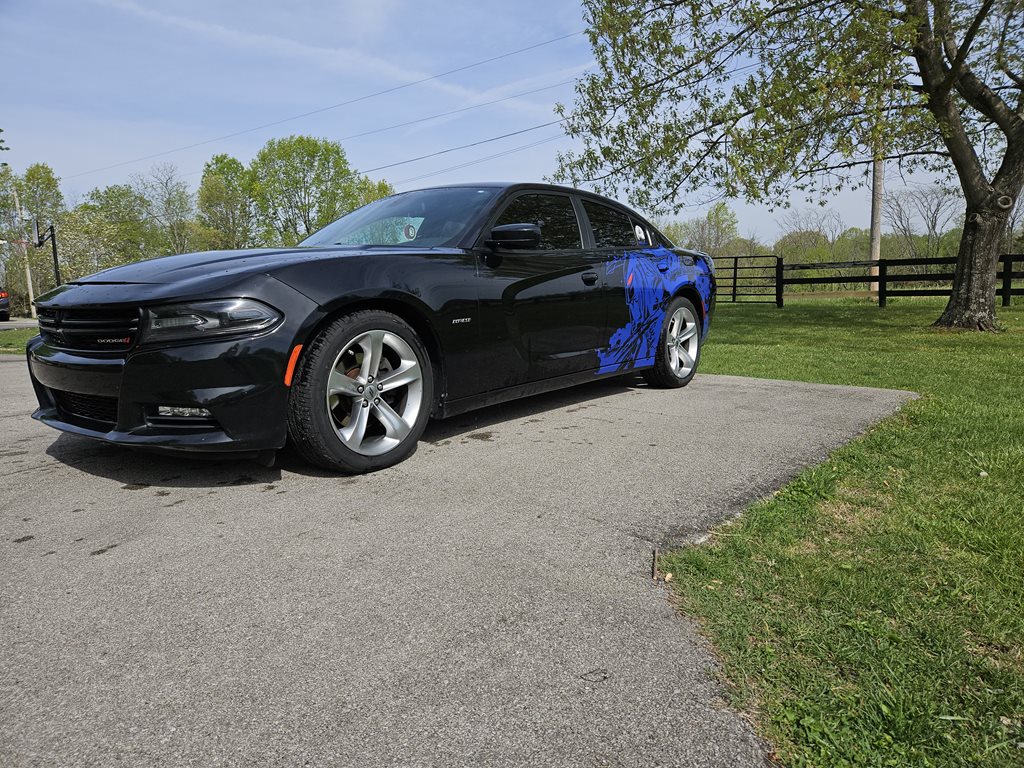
[27,183,715,472]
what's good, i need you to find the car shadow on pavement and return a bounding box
[43,375,645,488]
[44,434,286,488]
[421,374,642,443]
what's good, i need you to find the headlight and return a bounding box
[142,299,282,343]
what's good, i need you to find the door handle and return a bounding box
[581,272,599,286]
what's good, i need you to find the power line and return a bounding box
[67,30,585,180]
[356,120,565,176]
[175,78,577,181]
[201,121,568,191]
[335,81,575,142]
[393,134,568,187]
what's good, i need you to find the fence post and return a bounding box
[878,260,887,308]
[775,256,784,308]
[731,257,738,302]
[1002,255,1013,308]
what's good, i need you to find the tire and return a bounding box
[288,310,434,473]
[642,296,702,388]
[0,313,8,322]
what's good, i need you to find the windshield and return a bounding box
[299,186,499,248]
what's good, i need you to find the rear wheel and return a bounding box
[643,296,701,388]
[288,310,433,472]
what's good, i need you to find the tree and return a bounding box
[0,164,66,303]
[665,202,739,254]
[1004,198,1024,252]
[883,186,962,260]
[79,184,162,263]
[249,136,392,246]
[57,207,122,282]
[197,154,254,250]
[0,128,9,164]
[17,163,64,230]
[555,0,1024,329]
[132,163,196,255]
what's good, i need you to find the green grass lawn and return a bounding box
[0,328,36,354]
[662,298,1024,766]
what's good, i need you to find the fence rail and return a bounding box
[713,254,1023,308]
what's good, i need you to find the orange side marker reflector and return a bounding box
[284,344,303,387]
[627,272,634,286]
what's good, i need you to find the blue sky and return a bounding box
[3,0,895,241]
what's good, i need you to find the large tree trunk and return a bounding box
[935,206,1011,330]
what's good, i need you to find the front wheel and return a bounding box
[643,296,702,388]
[288,310,433,473]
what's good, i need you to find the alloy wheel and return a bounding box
[325,329,424,456]
[666,306,699,378]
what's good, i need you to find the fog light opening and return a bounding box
[157,406,213,418]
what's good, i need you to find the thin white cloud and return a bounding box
[92,0,525,105]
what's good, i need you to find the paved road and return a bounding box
[0,317,37,330]
[0,355,914,767]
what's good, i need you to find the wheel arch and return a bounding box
[672,282,706,327]
[294,294,447,416]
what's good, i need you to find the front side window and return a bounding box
[495,194,582,250]
[582,200,638,248]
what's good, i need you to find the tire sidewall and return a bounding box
[290,311,434,472]
[654,296,701,387]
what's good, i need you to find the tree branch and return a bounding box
[794,150,950,178]
[995,9,1024,90]
[937,0,996,94]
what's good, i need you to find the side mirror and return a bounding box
[486,223,540,250]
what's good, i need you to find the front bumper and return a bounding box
[28,328,295,453]
[27,279,322,453]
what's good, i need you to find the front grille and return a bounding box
[38,307,140,352]
[52,390,119,426]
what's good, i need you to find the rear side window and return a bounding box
[582,201,638,248]
[495,194,582,250]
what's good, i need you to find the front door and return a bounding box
[475,192,607,391]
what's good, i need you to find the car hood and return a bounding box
[72,247,365,286]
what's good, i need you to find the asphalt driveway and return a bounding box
[0,355,914,767]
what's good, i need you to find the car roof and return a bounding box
[410,182,653,222]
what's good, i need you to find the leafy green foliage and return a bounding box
[0,136,395,312]
[17,164,64,227]
[56,206,123,281]
[79,183,162,264]
[197,154,254,250]
[662,299,1024,766]
[555,0,1023,327]
[555,0,1018,213]
[249,135,393,246]
[661,202,739,253]
[0,163,67,311]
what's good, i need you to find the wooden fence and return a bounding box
[713,254,1023,308]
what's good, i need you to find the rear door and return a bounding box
[475,191,607,390]
[579,199,666,374]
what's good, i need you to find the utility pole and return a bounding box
[869,156,884,299]
[11,185,36,319]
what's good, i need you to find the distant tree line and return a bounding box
[0,135,393,314]
[660,193,1024,293]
